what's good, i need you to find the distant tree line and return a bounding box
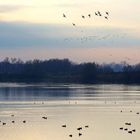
[0,57,140,83]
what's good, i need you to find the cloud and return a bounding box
[0,4,29,13]
[0,21,139,49]
[0,21,139,63]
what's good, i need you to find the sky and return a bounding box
[0,0,140,64]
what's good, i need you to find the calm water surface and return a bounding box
[0,83,140,140]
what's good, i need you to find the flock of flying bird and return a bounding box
[63,11,110,27]
[62,11,118,44]
[62,11,111,44]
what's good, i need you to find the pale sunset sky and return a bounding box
[0,0,140,63]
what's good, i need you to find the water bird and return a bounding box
[3,123,6,125]
[77,127,82,130]
[85,125,89,128]
[125,123,131,126]
[132,129,136,132]
[63,14,66,18]
[136,112,139,115]
[23,120,26,123]
[128,131,132,134]
[62,124,66,128]
[124,128,128,131]
[120,127,123,130]
[12,121,15,123]
[42,117,47,120]
[79,133,82,136]
[69,134,72,137]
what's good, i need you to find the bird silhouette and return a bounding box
[72,23,76,26]
[125,123,131,126]
[97,11,101,15]
[95,12,98,16]
[42,116,47,120]
[77,127,82,130]
[88,14,91,18]
[105,16,108,20]
[82,15,85,19]
[79,133,82,136]
[62,124,66,128]
[69,134,72,137]
[132,129,136,132]
[3,123,6,125]
[106,12,109,15]
[63,13,66,18]
[128,131,132,134]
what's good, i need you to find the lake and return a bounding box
[0,83,140,140]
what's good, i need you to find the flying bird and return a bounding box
[105,16,108,20]
[63,13,66,18]
[72,23,76,26]
[82,15,85,19]
[95,12,98,16]
[88,14,91,18]
[106,12,109,15]
[97,11,101,15]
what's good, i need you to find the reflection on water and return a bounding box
[0,83,140,140]
[0,83,140,102]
